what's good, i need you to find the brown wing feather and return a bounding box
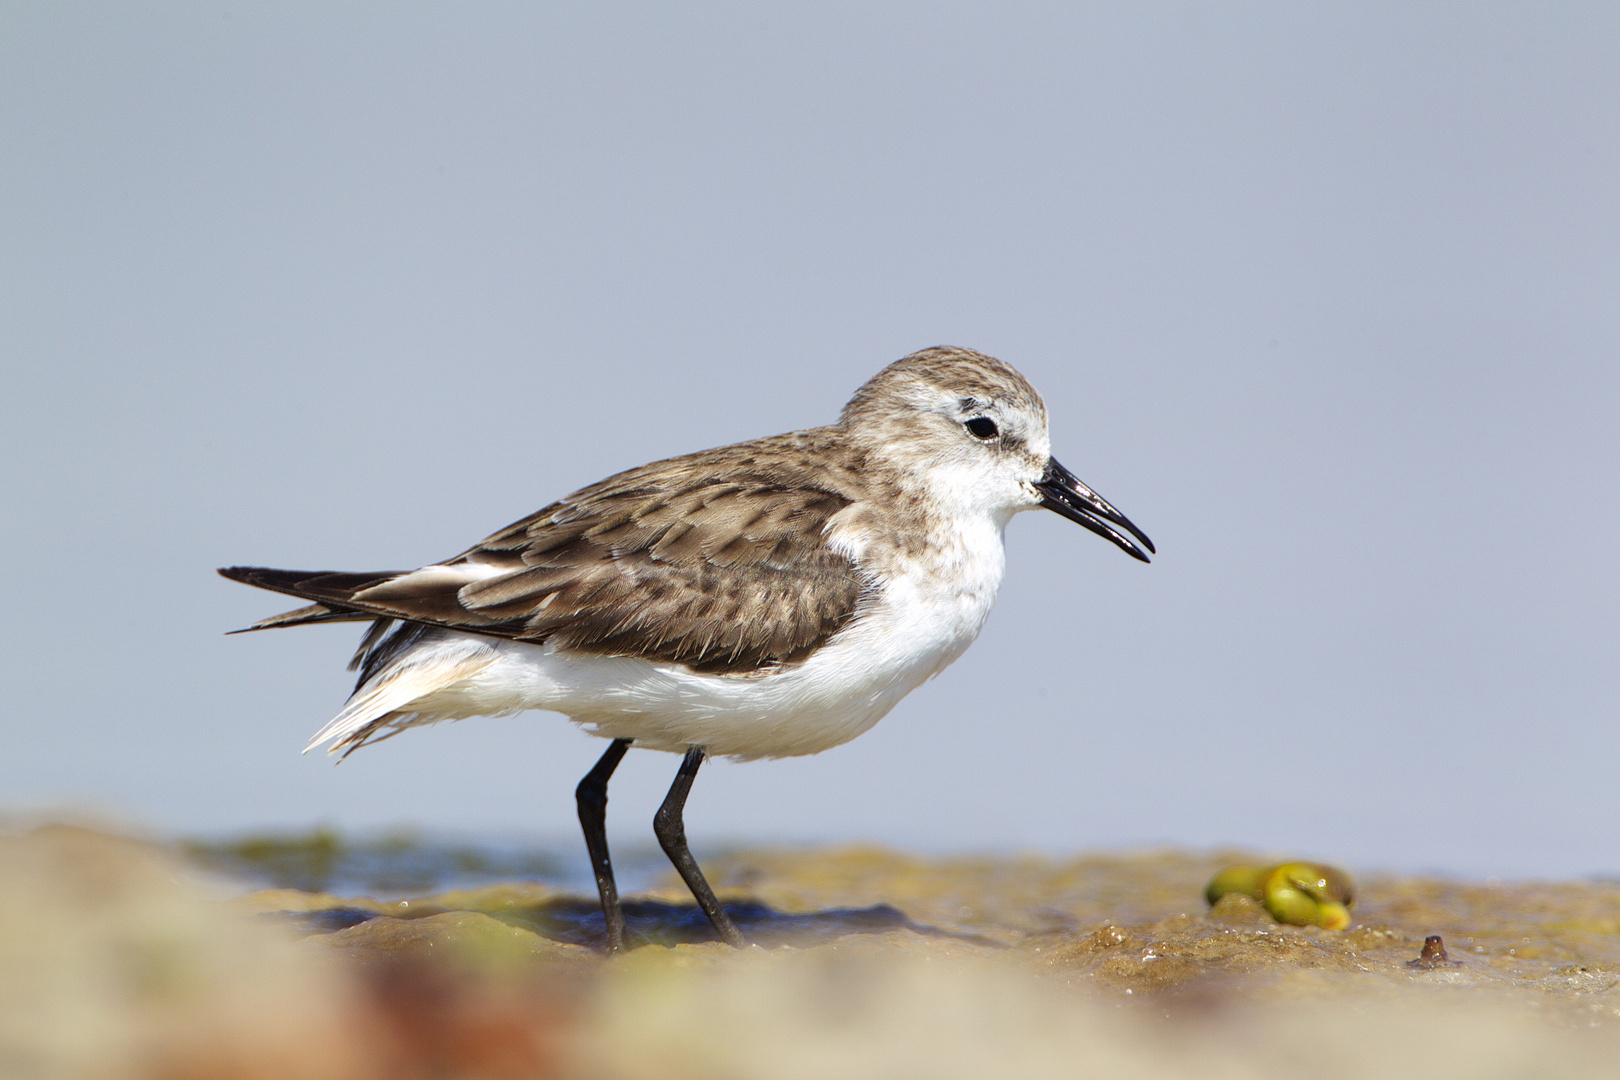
[224,428,875,676]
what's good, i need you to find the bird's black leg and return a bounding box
[654,746,747,947]
[576,737,632,952]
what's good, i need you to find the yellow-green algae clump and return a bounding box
[1205,860,1355,929]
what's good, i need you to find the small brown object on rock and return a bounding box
[1407,934,1462,969]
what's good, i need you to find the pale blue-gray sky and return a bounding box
[3,3,1617,877]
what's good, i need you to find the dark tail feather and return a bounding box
[225,602,374,634]
[218,565,409,639]
[217,566,404,605]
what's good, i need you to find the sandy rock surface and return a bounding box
[6,827,1620,1079]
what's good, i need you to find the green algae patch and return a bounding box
[315,910,593,974]
[421,880,565,913]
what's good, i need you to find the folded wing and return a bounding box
[221,430,873,676]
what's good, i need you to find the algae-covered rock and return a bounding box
[18,824,1620,1079]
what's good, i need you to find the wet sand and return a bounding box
[6,826,1619,1078]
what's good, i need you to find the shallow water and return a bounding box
[179,828,667,897]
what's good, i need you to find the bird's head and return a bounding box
[841,346,1153,561]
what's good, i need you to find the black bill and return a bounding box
[1034,457,1155,563]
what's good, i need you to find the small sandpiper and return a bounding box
[222,346,1153,950]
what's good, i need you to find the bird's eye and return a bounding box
[965,417,999,440]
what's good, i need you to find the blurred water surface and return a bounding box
[179,827,671,898]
